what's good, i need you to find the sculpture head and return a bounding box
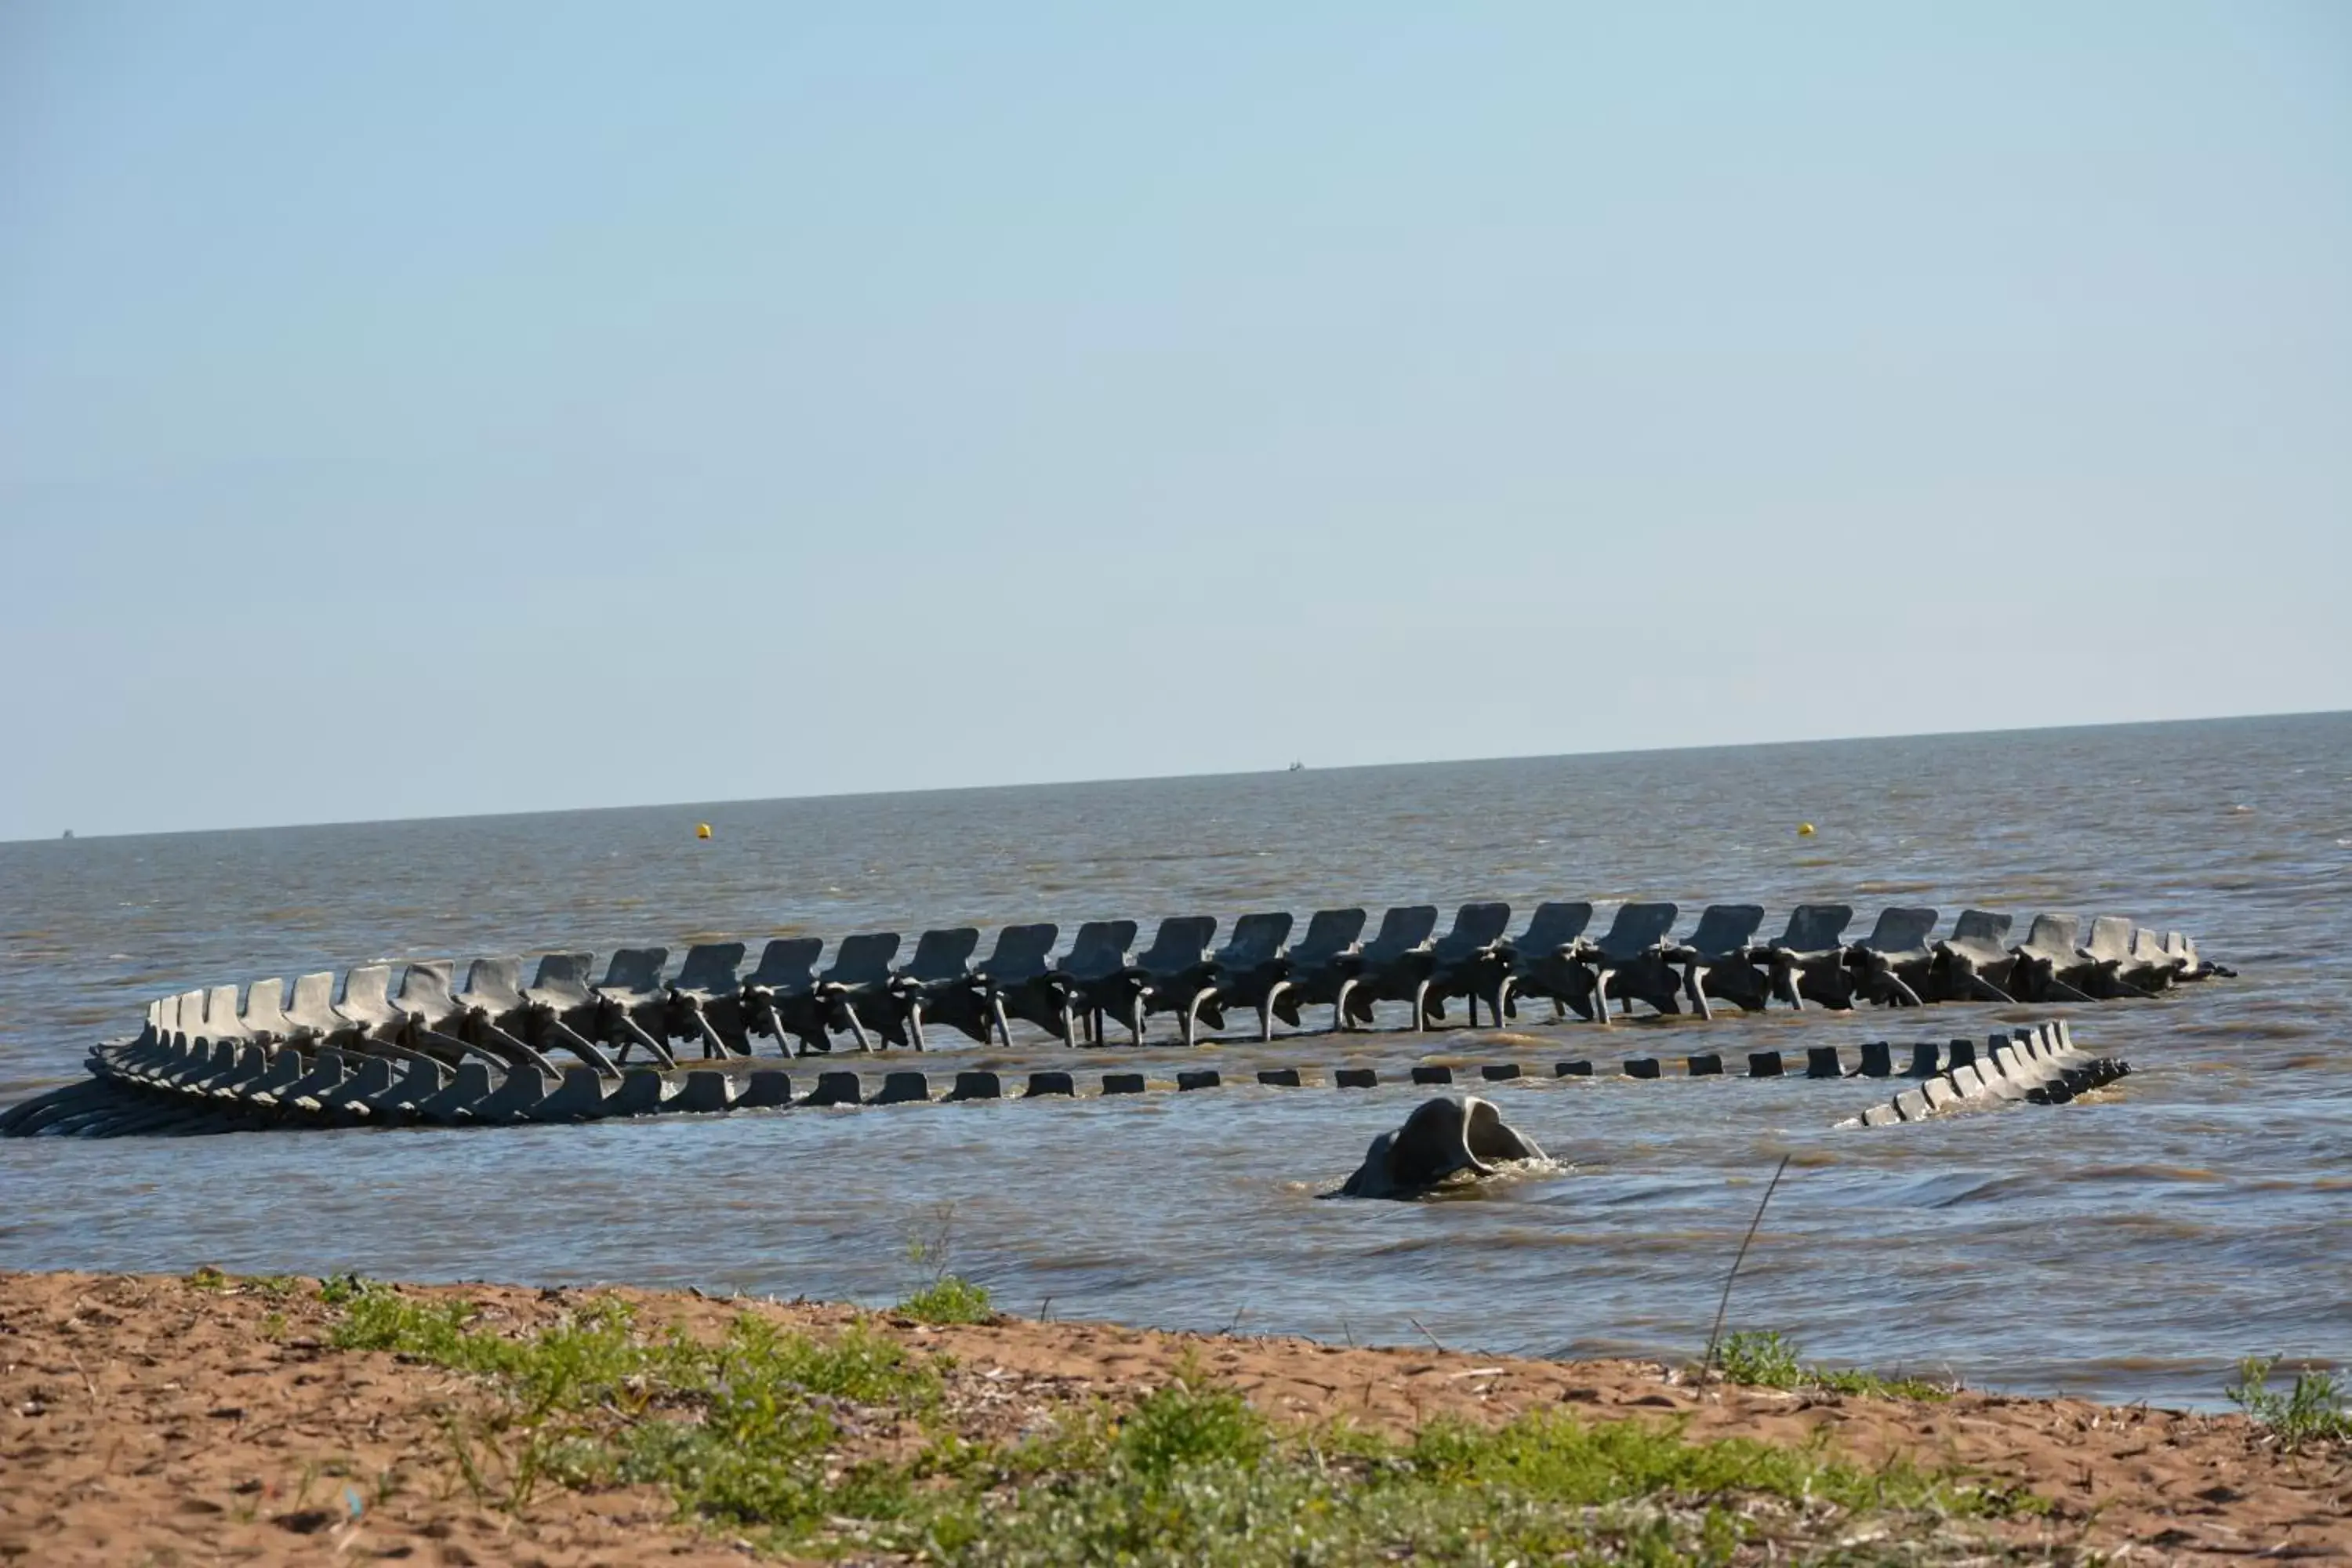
[1337,1094,1548,1200]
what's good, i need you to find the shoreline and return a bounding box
[3,1269,2346,1564]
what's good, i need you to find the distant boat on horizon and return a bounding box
[1287,760,1305,772]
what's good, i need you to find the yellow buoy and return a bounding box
[1797,822,1816,837]
[695,822,712,840]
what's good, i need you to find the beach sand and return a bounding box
[2,1269,2344,1564]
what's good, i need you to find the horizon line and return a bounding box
[8,705,2344,848]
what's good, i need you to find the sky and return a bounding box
[2,2,2347,840]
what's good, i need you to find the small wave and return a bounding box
[1913,1174,2032,1208]
[1416,1158,1567,1202]
[2074,1163,2227,1183]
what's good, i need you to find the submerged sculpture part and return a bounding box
[1337,1094,1552,1200]
[0,1017,2125,1138]
[1834,1019,2132,1125]
[0,895,2216,1138]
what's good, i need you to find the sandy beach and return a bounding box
[2,1268,2345,1565]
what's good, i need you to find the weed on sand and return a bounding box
[2227,1356,2351,1448]
[897,1276,996,1326]
[318,1279,2046,1563]
[896,1202,997,1324]
[1717,1330,1957,1403]
[184,1265,300,1298]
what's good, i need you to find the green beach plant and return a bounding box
[317,1272,376,1305]
[1716,1329,1802,1388]
[184,1265,299,1298]
[1717,1330,1956,1401]
[314,1283,2038,1561]
[2227,1356,2351,1446]
[895,1196,997,1323]
[897,1273,996,1324]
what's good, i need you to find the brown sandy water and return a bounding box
[1,713,2347,1406]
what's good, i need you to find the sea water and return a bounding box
[2,713,2346,1406]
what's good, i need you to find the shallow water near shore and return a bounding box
[3,713,2348,1408]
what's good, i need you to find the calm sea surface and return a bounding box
[2,715,2347,1407]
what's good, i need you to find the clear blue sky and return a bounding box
[3,2,2347,840]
